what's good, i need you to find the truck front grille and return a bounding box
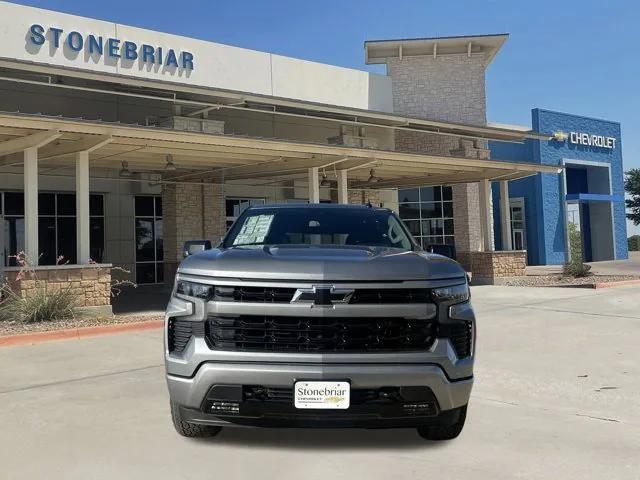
[214,286,297,303]
[348,289,429,304]
[206,315,437,353]
[211,285,430,304]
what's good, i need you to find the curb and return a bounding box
[0,319,164,347]
[591,279,640,289]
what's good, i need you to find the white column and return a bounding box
[478,179,494,252]
[500,180,513,251]
[76,151,91,264]
[23,147,39,265]
[337,169,349,204]
[308,167,320,203]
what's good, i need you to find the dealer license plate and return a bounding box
[294,381,350,409]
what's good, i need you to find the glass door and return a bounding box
[509,198,527,251]
[134,196,163,284]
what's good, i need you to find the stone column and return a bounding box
[203,184,226,244]
[348,189,381,206]
[385,53,492,271]
[162,182,225,283]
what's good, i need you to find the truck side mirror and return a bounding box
[183,240,212,257]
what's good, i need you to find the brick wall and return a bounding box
[387,54,487,124]
[470,251,527,284]
[4,265,112,309]
[386,53,490,258]
[348,189,382,206]
[162,181,226,282]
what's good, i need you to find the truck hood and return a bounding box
[177,245,465,281]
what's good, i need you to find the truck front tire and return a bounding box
[170,402,222,438]
[416,404,467,441]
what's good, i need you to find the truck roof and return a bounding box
[246,203,390,212]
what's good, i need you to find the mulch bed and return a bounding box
[0,313,164,336]
[499,275,640,287]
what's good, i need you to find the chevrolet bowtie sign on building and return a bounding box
[553,130,617,149]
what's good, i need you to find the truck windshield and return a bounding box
[223,206,414,250]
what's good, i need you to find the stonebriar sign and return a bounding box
[28,24,195,70]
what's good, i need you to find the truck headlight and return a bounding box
[431,283,469,304]
[175,280,215,300]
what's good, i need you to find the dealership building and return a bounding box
[0,2,628,313]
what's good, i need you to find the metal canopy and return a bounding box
[0,61,549,143]
[0,112,561,188]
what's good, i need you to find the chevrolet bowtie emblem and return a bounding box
[552,131,568,142]
[291,285,354,306]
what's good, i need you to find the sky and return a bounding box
[13,0,640,235]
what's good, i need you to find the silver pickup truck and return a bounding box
[165,203,475,441]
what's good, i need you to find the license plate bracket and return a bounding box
[294,381,350,409]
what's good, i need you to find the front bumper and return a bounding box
[166,362,472,428]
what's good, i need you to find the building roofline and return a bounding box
[365,33,509,65]
[533,108,621,127]
[364,33,510,45]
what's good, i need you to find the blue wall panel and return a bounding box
[489,108,627,265]
[533,109,627,262]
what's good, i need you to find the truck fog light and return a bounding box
[402,402,437,416]
[210,401,240,414]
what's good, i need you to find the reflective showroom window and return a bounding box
[398,186,455,248]
[1,191,105,266]
[134,195,163,285]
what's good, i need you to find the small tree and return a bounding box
[563,221,591,277]
[625,169,640,226]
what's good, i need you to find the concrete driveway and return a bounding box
[1,286,639,479]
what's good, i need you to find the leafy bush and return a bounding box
[629,235,640,252]
[563,221,592,278]
[562,261,592,278]
[0,285,79,323]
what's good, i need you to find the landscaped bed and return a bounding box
[500,275,640,288]
[0,313,163,337]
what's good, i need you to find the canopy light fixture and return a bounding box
[367,169,381,183]
[165,154,177,171]
[119,161,132,178]
[320,172,331,187]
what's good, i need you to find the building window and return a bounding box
[509,198,527,251]
[134,196,163,284]
[225,197,265,229]
[1,192,104,266]
[398,186,454,248]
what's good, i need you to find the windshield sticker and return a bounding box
[233,214,274,245]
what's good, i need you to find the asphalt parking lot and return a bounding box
[1,286,639,480]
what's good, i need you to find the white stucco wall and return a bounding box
[0,1,393,112]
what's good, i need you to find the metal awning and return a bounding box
[0,112,561,188]
[0,60,549,144]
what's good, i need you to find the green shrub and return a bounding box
[562,261,592,278]
[563,221,592,278]
[0,285,79,323]
[628,235,640,252]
